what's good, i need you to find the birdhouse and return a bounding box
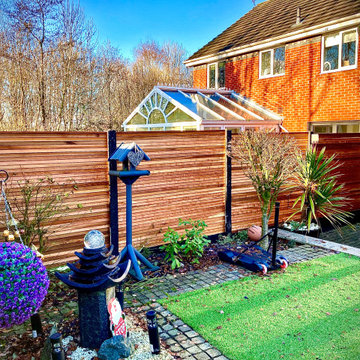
[109,142,150,171]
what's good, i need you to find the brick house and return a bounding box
[185,0,360,133]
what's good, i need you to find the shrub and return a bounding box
[288,146,353,232]
[160,219,209,269]
[6,176,77,253]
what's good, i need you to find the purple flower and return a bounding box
[0,243,49,328]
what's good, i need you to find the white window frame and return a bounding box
[259,46,285,79]
[310,121,360,134]
[207,61,225,89]
[321,28,358,74]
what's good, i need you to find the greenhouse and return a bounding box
[123,86,284,132]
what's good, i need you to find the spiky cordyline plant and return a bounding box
[288,146,353,232]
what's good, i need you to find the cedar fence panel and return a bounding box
[0,132,110,266]
[114,131,226,250]
[315,134,360,212]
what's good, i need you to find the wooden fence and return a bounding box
[314,134,360,212]
[0,130,358,266]
[0,132,110,265]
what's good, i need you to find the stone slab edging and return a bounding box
[125,245,332,359]
[278,229,360,257]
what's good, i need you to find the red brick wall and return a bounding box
[192,35,360,132]
[193,66,207,88]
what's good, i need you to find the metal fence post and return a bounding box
[108,130,119,256]
[225,130,232,235]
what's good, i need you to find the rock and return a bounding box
[98,335,132,360]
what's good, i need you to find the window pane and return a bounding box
[128,113,146,125]
[342,31,356,67]
[209,64,216,88]
[313,125,333,133]
[273,47,285,74]
[149,110,165,124]
[337,124,359,133]
[261,51,271,76]
[218,62,226,88]
[324,45,339,71]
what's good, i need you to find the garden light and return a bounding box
[50,332,66,360]
[146,310,160,354]
[84,229,106,249]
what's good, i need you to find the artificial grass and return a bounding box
[160,254,360,360]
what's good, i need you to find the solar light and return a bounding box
[84,229,105,249]
[50,333,66,360]
[146,310,160,354]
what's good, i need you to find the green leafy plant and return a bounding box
[288,146,353,232]
[6,176,77,253]
[160,219,209,269]
[218,230,248,246]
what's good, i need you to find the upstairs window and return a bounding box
[207,61,226,89]
[259,46,285,78]
[322,28,358,72]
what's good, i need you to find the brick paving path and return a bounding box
[125,245,332,359]
[320,223,360,249]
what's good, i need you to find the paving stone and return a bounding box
[159,332,170,340]
[169,344,183,353]
[168,329,179,337]
[187,345,202,355]
[213,356,229,360]
[179,324,191,332]
[173,319,185,327]
[165,338,176,346]
[199,342,212,351]
[192,336,205,345]
[186,330,199,338]
[177,350,195,359]
[162,324,173,331]
[175,334,188,342]
[206,348,222,357]
[180,340,195,349]
[195,353,211,360]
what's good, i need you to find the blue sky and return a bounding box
[81,0,257,60]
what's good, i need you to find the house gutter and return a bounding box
[184,14,360,67]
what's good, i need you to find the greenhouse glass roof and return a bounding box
[123,86,283,132]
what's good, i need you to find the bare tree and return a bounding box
[229,130,298,247]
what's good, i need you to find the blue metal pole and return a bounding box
[126,183,132,247]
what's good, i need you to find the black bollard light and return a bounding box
[50,333,66,360]
[30,313,43,338]
[146,310,160,354]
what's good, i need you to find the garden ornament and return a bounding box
[247,225,262,241]
[0,170,49,329]
[109,142,159,281]
[108,297,127,337]
[55,230,131,349]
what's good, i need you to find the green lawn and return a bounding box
[161,254,360,360]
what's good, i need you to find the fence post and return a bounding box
[108,130,119,256]
[225,130,232,235]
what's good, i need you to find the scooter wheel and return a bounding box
[260,264,267,275]
[280,259,288,269]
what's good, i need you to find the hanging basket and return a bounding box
[0,242,49,328]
